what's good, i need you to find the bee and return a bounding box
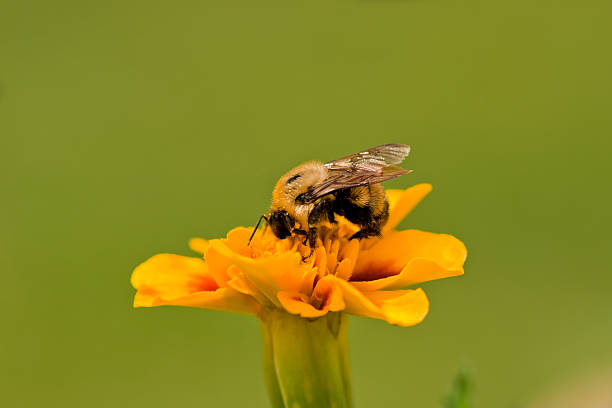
[249,144,413,259]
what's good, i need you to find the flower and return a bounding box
[131,184,467,327]
[131,183,467,407]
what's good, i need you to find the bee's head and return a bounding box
[268,210,294,240]
[247,209,295,246]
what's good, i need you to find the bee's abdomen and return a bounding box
[333,183,389,229]
[343,184,386,215]
[346,185,370,207]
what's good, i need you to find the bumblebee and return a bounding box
[249,144,413,258]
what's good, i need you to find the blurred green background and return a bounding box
[2,0,611,407]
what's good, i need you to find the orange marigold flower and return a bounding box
[131,184,467,327]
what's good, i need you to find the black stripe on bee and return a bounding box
[286,174,301,184]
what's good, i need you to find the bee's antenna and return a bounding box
[248,215,268,246]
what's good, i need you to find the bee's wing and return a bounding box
[323,144,411,172]
[306,166,413,201]
[302,144,412,203]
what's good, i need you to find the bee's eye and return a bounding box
[269,211,293,239]
[286,174,301,184]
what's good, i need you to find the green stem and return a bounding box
[259,308,353,408]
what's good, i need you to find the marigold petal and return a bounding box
[277,276,345,318]
[224,228,254,255]
[335,259,354,281]
[384,184,433,232]
[277,292,329,318]
[226,265,257,296]
[131,254,217,295]
[326,239,340,275]
[188,237,209,255]
[208,239,306,308]
[313,244,328,276]
[135,287,258,314]
[335,239,360,280]
[311,275,345,312]
[326,276,381,318]
[204,246,232,287]
[327,276,429,327]
[131,254,257,314]
[363,289,429,326]
[351,229,466,291]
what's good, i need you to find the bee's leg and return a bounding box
[310,197,334,223]
[326,196,337,224]
[301,198,333,260]
[301,227,317,261]
[348,225,381,241]
[307,228,318,249]
[327,207,336,224]
[293,228,308,245]
[308,198,334,232]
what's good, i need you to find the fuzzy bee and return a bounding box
[249,144,413,259]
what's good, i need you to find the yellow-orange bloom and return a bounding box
[131,184,467,326]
